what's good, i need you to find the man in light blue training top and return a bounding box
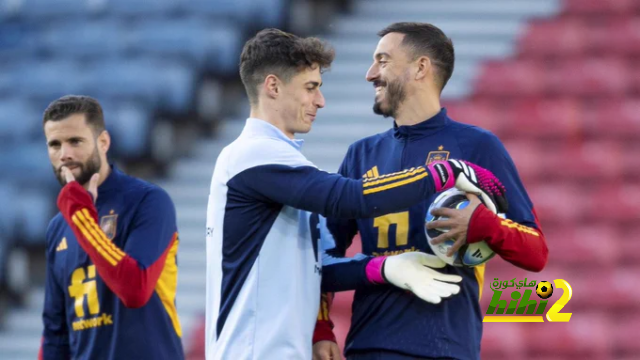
[205,28,507,360]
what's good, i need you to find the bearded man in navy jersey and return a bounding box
[313,22,549,360]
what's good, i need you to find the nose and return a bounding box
[59,143,74,164]
[315,88,325,109]
[366,63,379,82]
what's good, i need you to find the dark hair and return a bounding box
[42,95,105,135]
[378,22,455,91]
[239,28,335,105]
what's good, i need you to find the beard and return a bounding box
[373,77,407,119]
[54,147,102,187]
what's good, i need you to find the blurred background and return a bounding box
[0,0,638,359]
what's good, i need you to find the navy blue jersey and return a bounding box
[321,108,541,359]
[41,166,184,360]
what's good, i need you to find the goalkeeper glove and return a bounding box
[366,252,462,304]
[427,159,509,213]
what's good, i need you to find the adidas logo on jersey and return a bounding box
[363,166,380,179]
[56,237,68,252]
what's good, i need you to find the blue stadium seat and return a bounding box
[38,20,126,57]
[18,0,93,19]
[13,185,53,243]
[127,19,241,74]
[8,140,55,186]
[181,0,286,28]
[100,99,152,158]
[0,180,17,237]
[18,60,87,100]
[84,58,195,113]
[0,21,36,58]
[180,0,253,21]
[106,0,180,17]
[0,98,41,142]
[253,0,287,28]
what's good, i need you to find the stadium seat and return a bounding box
[127,19,242,74]
[523,312,612,356]
[38,20,125,57]
[588,182,640,222]
[545,225,618,267]
[518,18,585,57]
[100,100,152,159]
[106,0,180,17]
[19,0,93,18]
[474,60,544,97]
[562,140,624,181]
[500,98,581,139]
[544,58,629,97]
[18,60,88,100]
[180,0,253,21]
[0,180,17,236]
[563,0,640,15]
[610,17,640,55]
[612,314,640,353]
[480,323,525,359]
[526,183,586,226]
[444,99,505,134]
[0,21,35,58]
[83,58,195,112]
[0,98,41,142]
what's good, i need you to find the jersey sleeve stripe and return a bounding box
[363,171,429,195]
[71,213,119,266]
[75,210,124,262]
[362,167,426,187]
[81,209,127,258]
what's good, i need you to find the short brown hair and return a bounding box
[378,22,455,91]
[239,28,335,105]
[42,95,105,135]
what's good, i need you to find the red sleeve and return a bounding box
[313,293,337,344]
[57,182,175,308]
[467,205,548,272]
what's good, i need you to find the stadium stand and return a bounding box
[1,0,638,359]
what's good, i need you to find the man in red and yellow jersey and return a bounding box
[39,95,183,360]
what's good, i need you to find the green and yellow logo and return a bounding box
[483,278,572,323]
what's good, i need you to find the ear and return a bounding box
[97,130,111,154]
[263,74,280,99]
[415,56,432,81]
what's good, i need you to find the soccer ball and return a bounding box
[536,281,553,299]
[425,188,497,267]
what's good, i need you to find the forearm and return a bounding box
[321,254,374,292]
[57,182,174,308]
[468,205,548,272]
[295,166,437,219]
[313,293,337,344]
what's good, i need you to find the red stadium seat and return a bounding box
[500,98,582,138]
[526,183,587,226]
[612,314,640,353]
[582,98,640,138]
[502,140,542,182]
[545,225,619,267]
[565,140,624,181]
[444,99,505,134]
[564,0,640,15]
[480,323,526,359]
[587,182,640,222]
[597,17,640,55]
[518,19,585,57]
[545,58,630,96]
[475,60,544,97]
[523,312,613,356]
